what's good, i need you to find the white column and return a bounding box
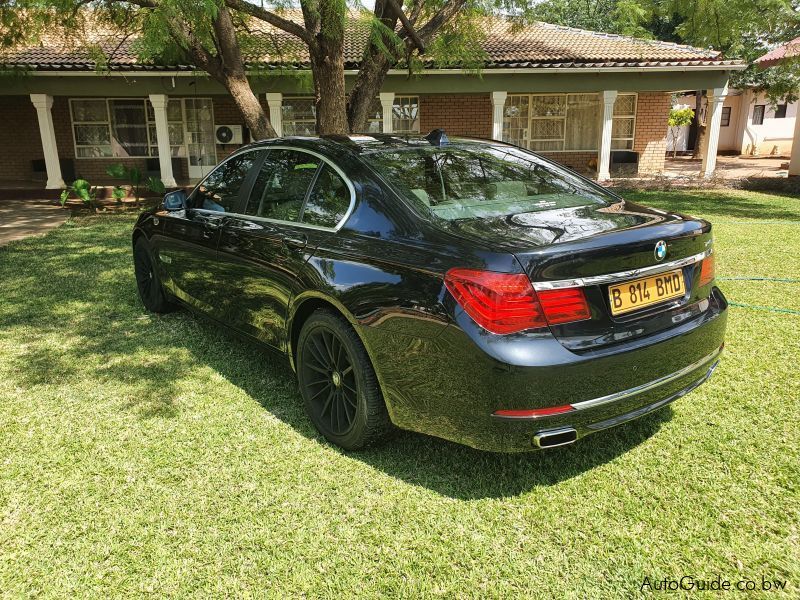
[701,85,728,179]
[491,91,507,140]
[29,94,64,189]
[148,94,177,188]
[266,93,283,137]
[788,108,800,176]
[597,90,618,181]
[379,92,395,134]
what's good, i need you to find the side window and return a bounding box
[191,151,262,212]
[302,165,352,228]
[245,150,321,222]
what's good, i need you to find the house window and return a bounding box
[70,98,188,158]
[281,95,420,135]
[752,105,765,125]
[611,93,637,150]
[282,97,317,136]
[720,107,731,127]
[392,96,420,133]
[504,93,633,152]
[775,104,788,119]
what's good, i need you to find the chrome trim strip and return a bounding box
[188,145,357,233]
[531,249,712,291]
[570,346,723,411]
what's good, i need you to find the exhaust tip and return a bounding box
[533,427,578,449]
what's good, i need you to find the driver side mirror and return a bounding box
[163,189,187,211]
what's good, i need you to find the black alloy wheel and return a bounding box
[133,237,175,313]
[297,310,391,449]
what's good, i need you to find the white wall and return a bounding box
[739,91,796,156]
[673,91,796,156]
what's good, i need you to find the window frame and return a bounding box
[392,95,421,134]
[70,97,203,160]
[281,97,317,137]
[190,145,357,232]
[774,104,788,119]
[611,93,637,150]
[752,105,766,126]
[720,106,732,127]
[503,93,638,153]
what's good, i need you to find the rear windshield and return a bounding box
[362,144,614,220]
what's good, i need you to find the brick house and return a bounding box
[0,16,743,189]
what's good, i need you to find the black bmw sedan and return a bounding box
[132,132,727,452]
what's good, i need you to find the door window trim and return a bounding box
[188,145,357,232]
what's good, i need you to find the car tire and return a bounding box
[297,309,392,450]
[133,237,175,314]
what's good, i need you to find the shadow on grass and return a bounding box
[0,213,674,500]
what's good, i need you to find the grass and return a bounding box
[0,188,798,598]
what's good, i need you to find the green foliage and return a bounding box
[111,186,127,203]
[146,175,166,195]
[668,106,694,127]
[60,179,99,209]
[106,163,156,206]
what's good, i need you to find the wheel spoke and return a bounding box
[341,389,358,408]
[320,389,335,417]
[310,384,331,402]
[341,365,353,377]
[310,336,328,367]
[306,363,329,376]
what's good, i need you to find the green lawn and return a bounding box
[1,189,798,598]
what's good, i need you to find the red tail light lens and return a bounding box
[537,287,591,325]
[699,254,715,287]
[444,268,547,334]
[494,405,576,418]
[444,269,591,334]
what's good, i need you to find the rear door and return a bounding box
[156,150,262,317]
[218,148,355,350]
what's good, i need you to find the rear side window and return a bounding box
[302,165,351,228]
[245,149,321,222]
[192,151,262,212]
[362,144,612,221]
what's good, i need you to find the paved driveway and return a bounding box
[0,200,68,246]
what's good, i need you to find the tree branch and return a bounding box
[385,0,425,53]
[223,0,315,48]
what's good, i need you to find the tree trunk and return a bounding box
[225,73,276,140]
[347,53,393,132]
[347,2,398,132]
[692,92,706,159]
[310,40,349,135]
[182,5,277,140]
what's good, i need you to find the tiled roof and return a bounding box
[0,12,742,72]
[755,37,800,68]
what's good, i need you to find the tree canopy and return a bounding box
[526,0,800,103]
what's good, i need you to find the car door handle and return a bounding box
[282,234,307,249]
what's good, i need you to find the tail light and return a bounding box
[444,268,590,335]
[536,287,591,325]
[699,254,715,287]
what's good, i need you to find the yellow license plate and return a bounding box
[608,269,685,315]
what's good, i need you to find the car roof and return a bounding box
[241,133,511,159]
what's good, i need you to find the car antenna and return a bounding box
[425,129,448,147]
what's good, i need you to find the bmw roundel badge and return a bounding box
[654,240,667,262]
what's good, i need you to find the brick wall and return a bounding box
[633,92,670,175]
[0,96,44,182]
[419,94,492,138]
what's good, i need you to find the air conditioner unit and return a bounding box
[215,124,243,145]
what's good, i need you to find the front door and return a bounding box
[184,98,217,181]
[155,150,263,316]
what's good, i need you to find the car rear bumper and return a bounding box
[365,287,727,452]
